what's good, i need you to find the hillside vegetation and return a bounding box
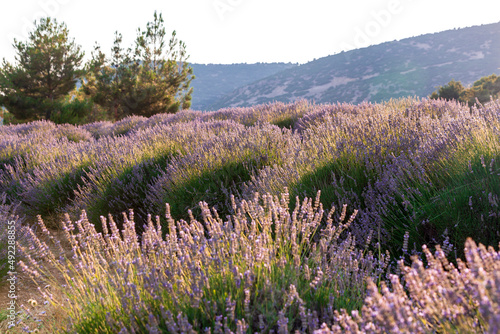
[431,74,500,105]
[210,22,500,109]
[1,98,500,333]
[189,63,298,110]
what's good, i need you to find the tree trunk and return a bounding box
[45,95,54,120]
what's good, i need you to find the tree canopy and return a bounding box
[83,11,194,120]
[430,74,500,106]
[0,17,84,121]
[0,12,194,124]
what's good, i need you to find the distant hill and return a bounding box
[189,63,297,110]
[208,22,500,109]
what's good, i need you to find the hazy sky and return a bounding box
[1,0,499,64]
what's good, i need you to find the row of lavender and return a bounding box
[1,97,500,332]
[1,98,499,253]
[19,192,500,333]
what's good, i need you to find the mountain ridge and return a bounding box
[205,22,500,109]
[189,62,298,110]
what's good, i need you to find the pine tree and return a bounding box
[0,17,84,121]
[83,11,194,120]
[430,79,465,102]
[131,11,194,116]
[430,75,500,106]
[469,74,500,105]
[83,32,136,120]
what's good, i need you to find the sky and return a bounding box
[1,0,499,65]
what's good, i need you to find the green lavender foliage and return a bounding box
[19,191,388,333]
[2,97,500,332]
[1,98,500,256]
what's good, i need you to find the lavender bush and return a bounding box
[16,191,500,333]
[2,97,499,250]
[108,115,148,136]
[1,97,500,332]
[19,190,389,333]
[131,109,203,131]
[315,238,500,333]
[199,100,313,128]
[81,121,114,139]
[145,122,298,221]
[0,120,56,137]
[75,120,247,227]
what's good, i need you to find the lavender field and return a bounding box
[1,98,500,333]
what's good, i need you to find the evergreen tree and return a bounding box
[83,11,194,120]
[430,79,465,102]
[469,74,500,105]
[83,32,136,120]
[430,75,500,106]
[0,17,84,121]
[131,11,194,116]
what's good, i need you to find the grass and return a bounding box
[23,164,92,221]
[85,152,177,228]
[381,125,500,260]
[160,160,259,222]
[272,116,298,130]
[398,155,500,259]
[291,156,373,214]
[0,309,7,322]
[164,162,249,219]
